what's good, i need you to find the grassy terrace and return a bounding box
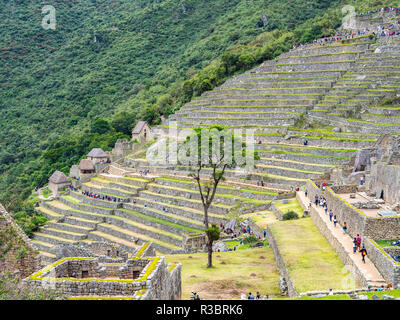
[289,127,377,136]
[121,206,204,234]
[148,182,267,206]
[273,199,304,217]
[269,216,356,292]
[260,149,349,160]
[261,143,357,152]
[347,119,400,126]
[257,164,323,175]
[261,158,334,168]
[164,246,280,300]
[157,177,279,196]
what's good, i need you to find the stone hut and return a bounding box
[78,159,95,177]
[132,121,152,143]
[87,148,109,164]
[48,171,70,193]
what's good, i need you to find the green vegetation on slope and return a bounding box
[1,0,398,233]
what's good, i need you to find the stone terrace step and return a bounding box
[96,223,182,252]
[87,230,138,252]
[40,227,87,241]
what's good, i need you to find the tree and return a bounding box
[111,111,136,136]
[179,125,259,268]
[91,119,113,135]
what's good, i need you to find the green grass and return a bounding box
[362,289,400,299]
[274,198,304,217]
[164,246,280,300]
[375,240,400,248]
[269,217,357,293]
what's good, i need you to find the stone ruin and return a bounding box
[22,242,182,300]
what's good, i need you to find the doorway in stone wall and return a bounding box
[81,270,89,278]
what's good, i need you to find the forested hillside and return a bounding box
[0,0,396,234]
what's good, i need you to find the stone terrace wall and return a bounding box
[305,180,400,240]
[369,163,400,205]
[0,204,42,278]
[363,238,400,289]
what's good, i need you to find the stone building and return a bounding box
[48,171,70,193]
[23,243,182,300]
[132,121,152,143]
[87,148,109,164]
[78,159,96,177]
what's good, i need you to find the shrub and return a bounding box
[282,210,299,220]
[243,235,259,244]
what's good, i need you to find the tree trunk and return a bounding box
[207,238,213,268]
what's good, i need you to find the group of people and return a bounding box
[190,292,200,300]
[81,190,123,203]
[358,6,400,16]
[69,185,79,192]
[139,169,150,176]
[307,190,369,263]
[244,292,270,300]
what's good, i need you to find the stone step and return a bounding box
[258,61,354,73]
[32,232,77,246]
[125,200,206,230]
[98,174,150,188]
[82,181,135,198]
[96,223,182,253]
[87,230,138,252]
[63,215,99,229]
[89,177,141,193]
[40,226,88,241]
[31,240,55,254]
[36,206,63,220]
[127,196,226,226]
[255,164,323,180]
[138,189,230,215]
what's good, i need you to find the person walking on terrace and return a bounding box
[356,234,362,252]
[329,210,333,222]
[353,238,358,254]
[333,215,338,227]
[360,246,368,263]
[343,222,348,234]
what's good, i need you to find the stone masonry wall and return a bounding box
[362,238,400,289]
[305,180,400,240]
[0,204,42,278]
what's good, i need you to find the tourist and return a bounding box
[360,176,364,186]
[333,215,338,227]
[195,294,200,300]
[240,293,247,300]
[263,229,267,238]
[360,246,368,263]
[356,234,362,251]
[315,195,319,206]
[329,288,333,296]
[329,210,333,222]
[353,238,357,254]
[261,180,264,187]
[305,189,308,198]
[256,292,261,300]
[343,222,348,234]
[263,294,270,300]
[248,292,255,300]
[324,205,328,215]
